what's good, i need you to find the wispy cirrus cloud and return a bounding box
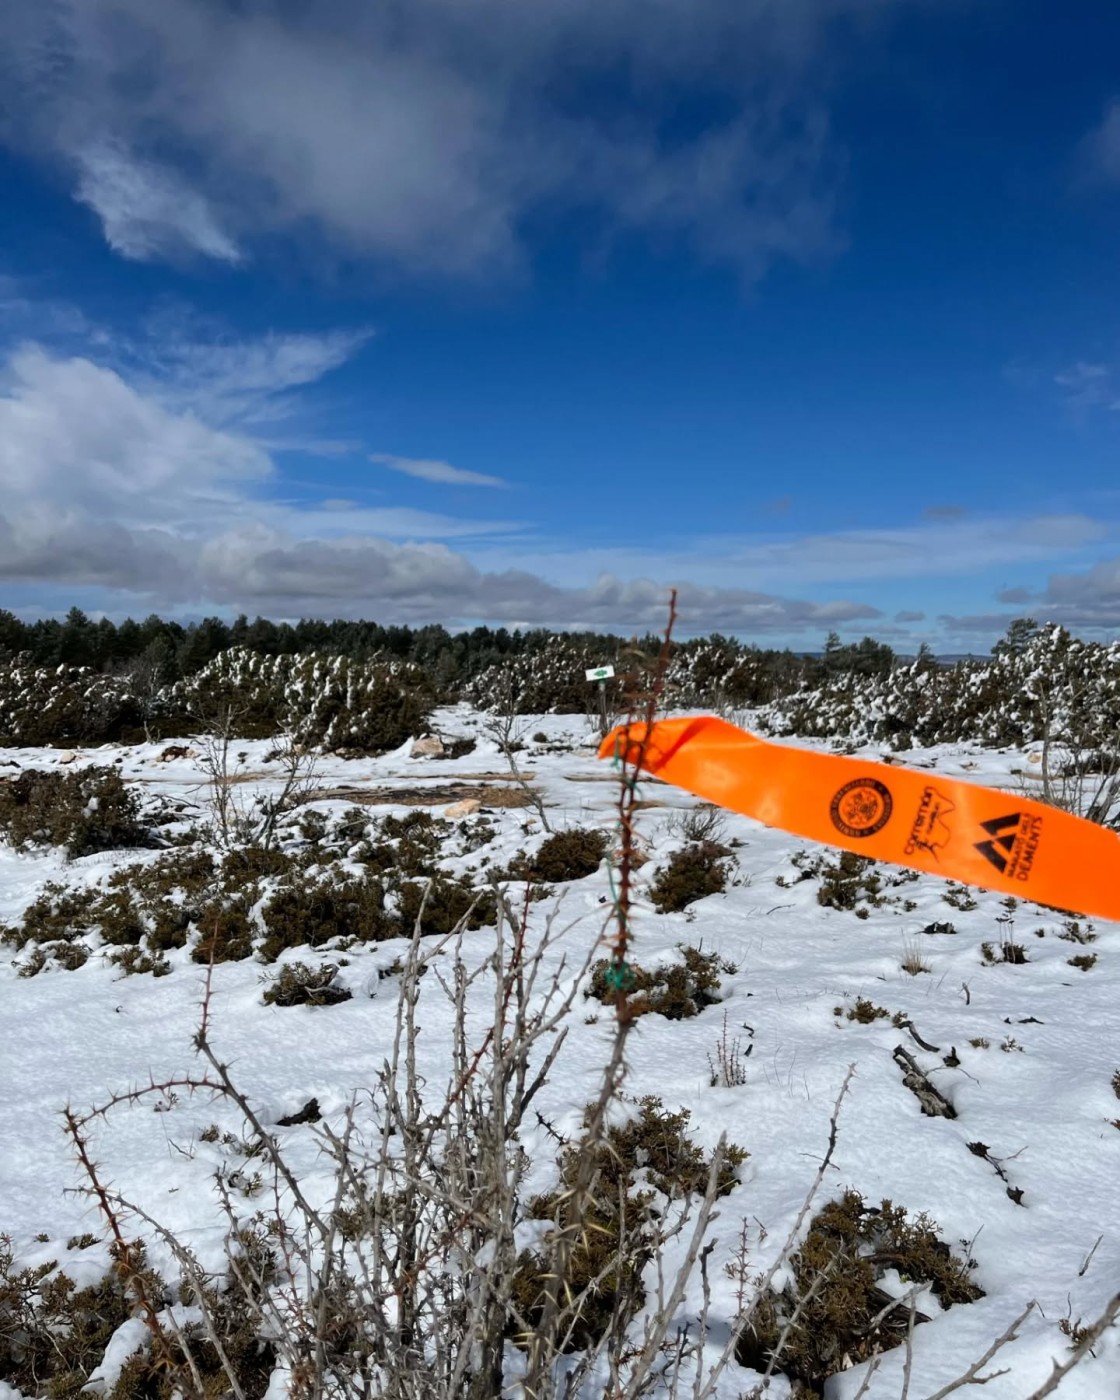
[74,139,243,265]
[0,0,908,284]
[1080,97,1120,185]
[371,453,507,489]
[138,327,375,429]
[0,283,375,438]
[1055,359,1120,414]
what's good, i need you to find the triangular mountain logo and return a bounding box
[974,813,1021,873]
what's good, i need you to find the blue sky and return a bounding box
[2,0,1120,650]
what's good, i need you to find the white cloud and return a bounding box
[0,513,883,632]
[3,324,1109,642]
[0,0,902,281]
[1082,98,1120,184]
[139,327,374,428]
[939,554,1120,637]
[1030,555,1120,628]
[0,346,270,530]
[293,504,523,541]
[0,340,521,544]
[0,338,884,633]
[74,140,243,264]
[371,453,506,488]
[1055,360,1120,413]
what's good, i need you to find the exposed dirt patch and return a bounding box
[562,773,667,784]
[132,770,272,786]
[305,782,538,809]
[388,769,535,782]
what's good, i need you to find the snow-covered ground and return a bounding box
[1,705,1117,1398]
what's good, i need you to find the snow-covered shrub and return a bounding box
[258,874,398,962]
[0,1235,154,1399]
[737,1190,982,1393]
[0,1230,279,1400]
[396,874,497,937]
[586,945,734,1020]
[504,826,609,884]
[649,841,732,913]
[191,899,257,964]
[261,961,353,1007]
[170,648,435,753]
[0,767,150,858]
[361,811,450,877]
[512,1096,746,1352]
[0,658,142,746]
[466,636,629,714]
[762,624,1120,756]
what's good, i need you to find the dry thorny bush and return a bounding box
[190,695,321,854]
[16,943,1116,1400]
[3,596,1119,1399]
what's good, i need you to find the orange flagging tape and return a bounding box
[600,716,1120,923]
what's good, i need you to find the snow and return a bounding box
[0,705,1117,1397]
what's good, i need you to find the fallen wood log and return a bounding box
[892,1044,956,1118]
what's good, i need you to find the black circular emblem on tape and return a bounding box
[830,778,893,839]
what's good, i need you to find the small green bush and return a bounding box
[313,671,433,754]
[816,851,885,914]
[0,1236,163,1400]
[598,1097,746,1200]
[17,943,91,976]
[0,767,150,858]
[262,961,352,1007]
[587,945,733,1019]
[221,846,293,886]
[943,882,978,911]
[114,1230,277,1400]
[192,900,257,964]
[258,876,396,962]
[298,807,330,845]
[980,941,1029,966]
[397,875,497,937]
[507,827,609,884]
[1,883,106,951]
[736,1190,983,1392]
[109,946,172,977]
[3,849,224,970]
[363,812,449,878]
[111,849,217,903]
[512,1097,745,1352]
[839,997,890,1024]
[649,842,730,913]
[0,839,488,971]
